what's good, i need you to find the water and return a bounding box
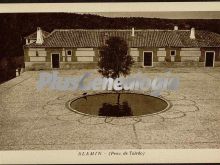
[69,93,169,117]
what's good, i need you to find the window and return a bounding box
[66,50,72,56]
[36,51,39,56]
[170,50,176,56]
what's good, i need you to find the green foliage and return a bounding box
[98,36,134,79]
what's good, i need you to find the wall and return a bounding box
[24,48,29,62]
[24,47,50,70]
[180,48,200,62]
[28,48,47,61]
[46,48,63,62]
[24,46,220,70]
[200,47,220,62]
[25,47,98,70]
[134,47,220,67]
[93,48,100,62]
[130,48,139,62]
[25,62,51,70]
[138,48,158,67]
[60,62,98,69]
[165,48,181,62]
[134,47,182,67]
[75,48,95,62]
[157,48,166,62]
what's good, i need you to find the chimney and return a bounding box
[174,26,178,30]
[131,27,135,37]
[190,27,195,39]
[36,27,44,44]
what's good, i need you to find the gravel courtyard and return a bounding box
[0,68,220,150]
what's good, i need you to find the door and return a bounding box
[205,52,214,67]
[143,52,153,66]
[52,54,60,68]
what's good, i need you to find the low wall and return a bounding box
[25,62,51,70]
[60,62,98,69]
[214,62,220,67]
[153,62,204,67]
[132,61,205,67]
[25,62,99,70]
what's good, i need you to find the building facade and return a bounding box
[23,27,220,70]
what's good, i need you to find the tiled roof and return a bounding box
[25,30,50,39]
[25,29,220,48]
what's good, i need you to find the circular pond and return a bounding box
[68,92,169,117]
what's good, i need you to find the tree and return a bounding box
[98,36,134,79]
[99,102,133,117]
[98,36,134,105]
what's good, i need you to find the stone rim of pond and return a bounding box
[66,91,171,118]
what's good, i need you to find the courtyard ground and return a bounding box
[0,67,220,150]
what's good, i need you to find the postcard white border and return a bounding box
[1,149,220,164]
[0,2,220,164]
[0,2,220,13]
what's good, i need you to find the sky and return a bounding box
[85,11,220,19]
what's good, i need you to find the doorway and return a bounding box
[143,51,153,67]
[52,54,60,68]
[205,51,215,67]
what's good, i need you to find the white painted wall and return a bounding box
[130,48,139,61]
[28,48,46,57]
[130,50,139,57]
[30,57,46,62]
[180,51,201,57]
[62,49,65,57]
[157,50,166,57]
[67,57,72,62]
[77,57,93,62]
[75,48,95,61]
[158,57,165,62]
[180,48,201,61]
[75,50,95,57]
[157,48,166,62]
[181,57,200,61]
